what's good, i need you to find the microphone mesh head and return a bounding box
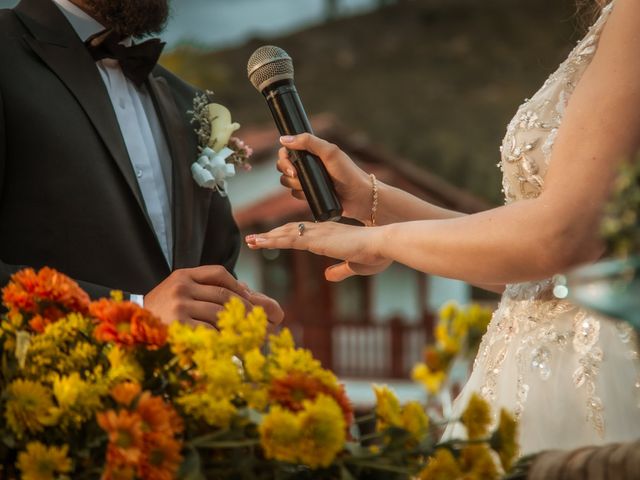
[247,46,294,92]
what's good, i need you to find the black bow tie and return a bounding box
[85,31,165,87]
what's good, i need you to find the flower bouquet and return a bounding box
[0,268,517,479]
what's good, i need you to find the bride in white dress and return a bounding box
[246,0,640,456]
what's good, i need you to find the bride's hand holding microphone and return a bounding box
[276,133,374,224]
[246,133,392,281]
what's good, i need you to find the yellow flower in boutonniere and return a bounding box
[206,103,240,152]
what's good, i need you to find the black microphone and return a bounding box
[247,46,343,222]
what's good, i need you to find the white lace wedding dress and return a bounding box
[444,1,640,456]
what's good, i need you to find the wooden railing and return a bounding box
[288,315,435,379]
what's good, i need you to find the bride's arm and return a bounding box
[250,0,640,286]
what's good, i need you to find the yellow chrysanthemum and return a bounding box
[268,327,295,351]
[23,313,96,379]
[110,290,125,302]
[241,384,269,411]
[168,321,218,368]
[451,312,470,340]
[268,345,338,388]
[17,442,72,480]
[466,304,492,330]
[400,401,429,442]
[296,395,346,469]
[418,448,462,480]
[217,297,267,355]
[2,309,25,333]
[490,409,519,472]
[435,324,460,355]
[107,345,144,383]
[50,372,106,430]
[191,352,242,397]
[259,406,301,463]
[439,302,459,325]
[373,385,402,430]
[461,393,492,440]
[5,379,56,437]
[244,348,266,381]
[177,392,237,428]
[459,445,499,479]
[412,363,447,395]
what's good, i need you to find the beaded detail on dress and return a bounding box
[498,2,614,205]
[477,2,640,437]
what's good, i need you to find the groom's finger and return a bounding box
[280,134,342,164]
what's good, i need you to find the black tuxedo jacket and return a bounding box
[0,0,240,298]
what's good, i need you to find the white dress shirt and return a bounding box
[53,0,174,276]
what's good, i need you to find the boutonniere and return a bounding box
[189,91,253,196]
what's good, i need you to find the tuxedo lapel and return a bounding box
[14,0,154,233]
[147,75,211,268]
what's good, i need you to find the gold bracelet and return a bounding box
[369,173,378,226]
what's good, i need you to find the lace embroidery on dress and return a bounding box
[483,2,620,436]
[498,2,615,204]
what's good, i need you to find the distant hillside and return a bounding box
[161,0,580,204]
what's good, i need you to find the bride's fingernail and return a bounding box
[286,168,295,177]
[280,135,295,144]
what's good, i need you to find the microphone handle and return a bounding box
[265,83,343,222]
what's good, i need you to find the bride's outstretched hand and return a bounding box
[277,134,373,223]
[245,222,391,281]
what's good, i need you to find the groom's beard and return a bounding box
[84,0,170,38]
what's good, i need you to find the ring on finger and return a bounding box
[298,223,306,236]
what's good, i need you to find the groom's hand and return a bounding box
[143,265,283,328]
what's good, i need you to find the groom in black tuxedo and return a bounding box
[0,0,283,326]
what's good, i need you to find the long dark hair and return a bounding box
[576,0,609,29]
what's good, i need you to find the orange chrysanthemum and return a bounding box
[2,267,90,332]
[269,372,354,428]
[111,382,142,408]
[91,299,168,348]
[97,410,145,466]
[137,433,183,480]
[136,392,184,437]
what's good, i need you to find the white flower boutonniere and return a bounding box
[189,91,253,196]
